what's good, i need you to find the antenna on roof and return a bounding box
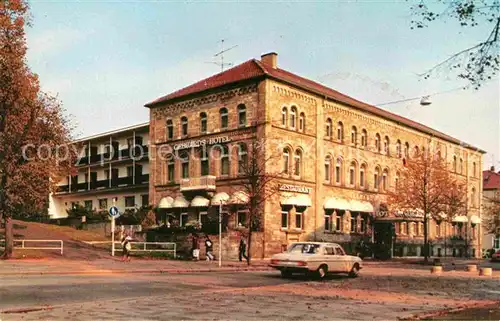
[208,39,238,72]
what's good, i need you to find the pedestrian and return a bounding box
[192,233,200,261]
[121,235,132,262]
[205,236,214,261]
[239,234,248,262]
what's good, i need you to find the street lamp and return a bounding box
[420,96,432,106]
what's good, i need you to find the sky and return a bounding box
[26,0,499,169]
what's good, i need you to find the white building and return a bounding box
[49,122,150,218]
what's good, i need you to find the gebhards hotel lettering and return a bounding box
[278,184,312,194]
[174,136,230,150]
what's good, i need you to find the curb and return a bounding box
[398,301,500,320]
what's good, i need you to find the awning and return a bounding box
[191,196,210,207]
[172,196,190,208]
[323,198,350,210]
[158,196,174,209]
[437,212,447,219]
[470,215,481,224]
[211,192,230,206]
[452,215,468,223]
[229,191,249,204]
[295,194,312,207]
[349,200,374,212]
[281,196,297,206]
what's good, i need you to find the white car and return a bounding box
[269,242,363,279]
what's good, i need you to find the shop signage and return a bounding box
[173,136,230,150]
[278,184,312,194]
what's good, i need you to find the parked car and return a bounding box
[269,242,363,279]
[491,250,500,262]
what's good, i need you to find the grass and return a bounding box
[27,222,109,242]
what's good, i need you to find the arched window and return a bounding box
[180,151,189,179]
[167,153,175,182]
[337,121,344,142]
[459,158,463,174]
[359,164,366,188]
[335,157,343,184]
[220,108,228,130]
[437,150,442,160]
[237,143,248,175]
[281,107,288,127]
[374,166,380,190]
[166,119,174,140]
[473,162,476,177]
[382,169,389,191]
[299,112,305,132]
[396,140,402,158]
[325,118,332,138]
[220,145,229,176]
[395,171,400,191]
[181,116,188,137]
[349,161,356,186]
[200,147,209,176]
[471,187,476,207]
[404,142,409,158]
[290,106,297,129]
[294,149,302,176]
[361,129,367,148]
[238,104,247,127]
[351,126,357,145]
[384,136,390,155]
[200,112,207,134]
[414,146,420,157]
[283,148,290,174]
[375,133,381,152]
[453,155,457,172]
[324,156,331,183]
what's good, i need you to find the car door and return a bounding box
[334,246,351,272]
[324,245,341,272]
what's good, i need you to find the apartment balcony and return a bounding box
[180,175,216,192]
[74,145,149,166]
[55,174,149,194]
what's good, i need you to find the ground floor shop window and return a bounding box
[98,198,107,210]
[281,211,288,229]
[295,211,303,229]
[494,237,500,249]
[199,211,208,226]
[324,210,332,231]
[237,211,247,227]
[335,210,344,232]
[125,196,135,208]
[84,200,92,210]
[350,213,356,233]
[180,213,188,227]
[360,216,366,233]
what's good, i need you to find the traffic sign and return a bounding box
[109,206,120,218]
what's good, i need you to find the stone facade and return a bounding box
[147,54,484,259]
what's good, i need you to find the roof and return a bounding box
[73,122,149,143]
[145,57,485,153]
[483,170,500,190]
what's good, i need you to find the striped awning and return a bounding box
[158,196,174,209]
[211,192,230,206]
[172,196,190,208]
[191,196,210,207]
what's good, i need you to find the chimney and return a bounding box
[491,166,495,172]
[261,52,278,69]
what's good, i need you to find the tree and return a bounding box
[389,150,467,262]
[235,137,279,265]
[1,1,75,259]
[483,194,500,236]
[410,1,499,89]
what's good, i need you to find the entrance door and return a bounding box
[373,221,394,260]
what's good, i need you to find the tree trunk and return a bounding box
[246,228,252,266]
[423,214,429,263]
[1,215,13,259]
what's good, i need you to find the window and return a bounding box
[181,116,188,137]
[283,148,290,174]
[349,161,356,186]
[180,213,188,227]
[71,201,78,209]
[350,213,356,233]
[436,222,441,237]
[361,129,367,148]
[199,211,208,227]
[360,164,366,188]
[200,147,209,176]
[360,215,366,233]
[374,167,380,190]
[167,155,175,182]
[325,118,332,138]
[375,133,381,152]
[281,211,288,228]
[324,210,332,231]
[166,120,174,139]
[395,172,400,191]
[473,162,476,177]
[98,198,107,210]
[125,196,135,208]
[220,145,229,176]
[471,188,476,207]
[325,247,334,255]
[382,169,388,191]
[404,142,409,158]
[180,151,189,179]
[324,156,331,183]
[407,222,411,235]
[220,108,228,130]
[384,136,390,155]
[294,149,302,176]
[400,222,406,235]
[453,156,457,172]
[290,106,297,129]
[494,237,500,249]
[299,113,305,132]
[104,169,110,180]
[237,211,247,227]
[295,210,303,229]
[84,200,92,210]
[459,158,463,174]
[127,166,134,177]
[337,122,344,142]
[141,194,149,206]
[335,212,343,232]
[238,143,248,175]
[200,112,207,134]
[334,247,345,256]
[396,140,402,158]
[238,104,246,127]
[281,107,288,126]
[351,126,357,145]
[436,150,442,160]
[335,157,342,184]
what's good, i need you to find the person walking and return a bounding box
[205,236,214,261]
[239,234,248,262]
[191,233,200,261]
[121,235,132,262]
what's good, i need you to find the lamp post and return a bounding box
[219,202,222,268]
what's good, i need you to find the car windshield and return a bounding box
[287,243,320,254]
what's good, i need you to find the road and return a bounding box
[1,269,499,320]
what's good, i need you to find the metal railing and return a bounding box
[180,175,216,191]
[0,239,64,255]
[114,242,176,257]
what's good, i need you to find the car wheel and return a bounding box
[316,265,328,280]
[349,264,360,278]
[280,270,292,278]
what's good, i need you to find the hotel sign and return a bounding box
[279,184,312,194]
[173,136,230,150]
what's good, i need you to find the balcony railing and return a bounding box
[55,174,149,194]
[74,145,149,166]
[180,175,216,192]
